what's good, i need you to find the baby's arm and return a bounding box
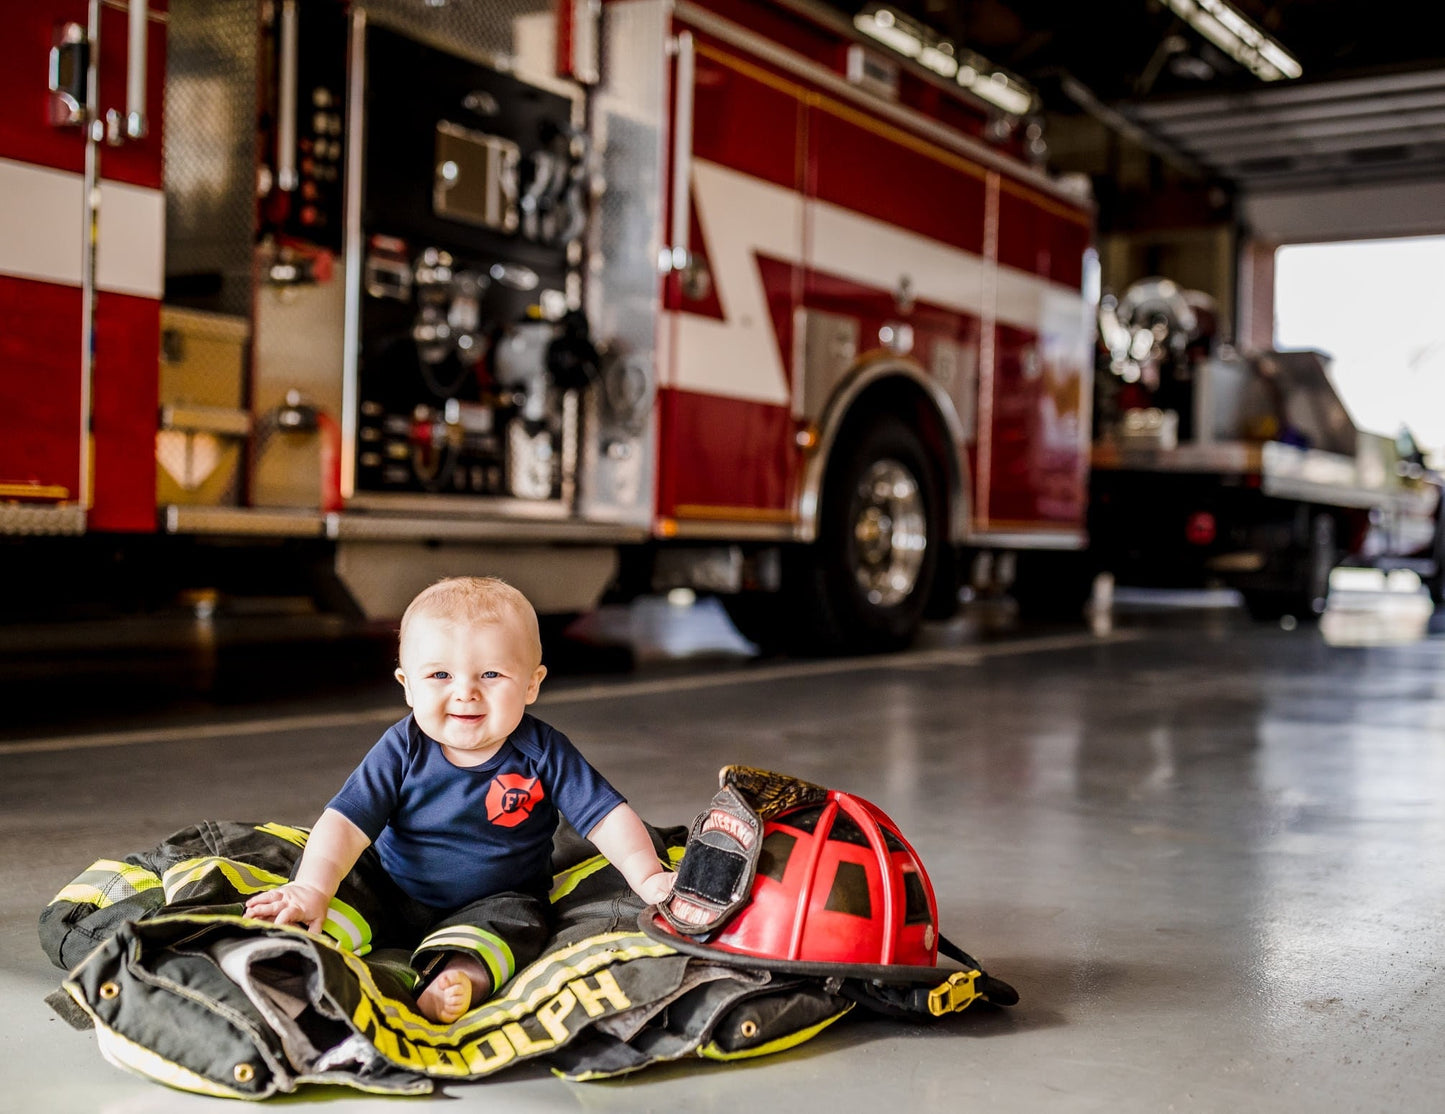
[587,803,675,905]
[244,809,371,933]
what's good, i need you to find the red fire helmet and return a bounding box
[644,788,949,983]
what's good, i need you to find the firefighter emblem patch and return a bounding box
[486,774,544,827]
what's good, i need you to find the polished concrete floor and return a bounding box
[2,594,1444,1111]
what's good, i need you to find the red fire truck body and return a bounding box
[658,2,1092,531]
[1,0,167,535]
[0,0,1093,651]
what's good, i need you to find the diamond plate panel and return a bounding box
[578,0,669,523]
[164,0,259,319]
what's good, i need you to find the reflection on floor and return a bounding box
[1320,566,1436,646]
[567,592,758,663]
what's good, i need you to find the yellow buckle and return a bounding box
[926,969,981,1016]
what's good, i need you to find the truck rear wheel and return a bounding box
[1241,509,1338,621]
[797,416,941,653]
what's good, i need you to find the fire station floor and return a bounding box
[2,590,1443,1112]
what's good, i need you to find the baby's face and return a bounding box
[395,611,546,766]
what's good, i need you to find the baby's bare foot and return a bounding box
[417,969,473,1024]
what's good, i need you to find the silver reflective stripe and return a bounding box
[415,926,515,988]
[323,897,372,955]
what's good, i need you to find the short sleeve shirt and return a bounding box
[327,712,624,909]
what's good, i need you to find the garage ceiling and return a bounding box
[838,1,1445,193]
[1122,67,1445,192]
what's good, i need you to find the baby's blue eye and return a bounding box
[429,671,451,680]
[482,670,501,680]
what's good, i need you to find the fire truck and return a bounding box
[0,0,1094,653]
[1086,278,1444,622]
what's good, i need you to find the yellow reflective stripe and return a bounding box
[415,926,515,988]
[335,930,674,1048]
[552,1064,621,1082]
[696,1002,854,1062]
[253,822,310,849]
[64,911,675,1084]
[451,935,674,1039]
[548,854,608,902]
[51,883,113,908]
[160,855,369,954]
[321,896,372,956]
[317,930,683,1075]
[50,860,162,908]
[97,859,163,889]
[549,848,682,903]
[162,857,290,902]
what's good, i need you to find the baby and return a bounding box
[245,576,673,1022]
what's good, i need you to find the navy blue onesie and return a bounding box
[325,712,625,994]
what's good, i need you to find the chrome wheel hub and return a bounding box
[852,459,926,607]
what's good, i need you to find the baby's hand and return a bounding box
[637,871,676,905]
[244,881,331,933]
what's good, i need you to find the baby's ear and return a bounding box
[394,667,415,706]
[525,664,547,703]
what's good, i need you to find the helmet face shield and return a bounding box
[658,784,763,936]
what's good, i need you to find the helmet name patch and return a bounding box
[701,808,756,849]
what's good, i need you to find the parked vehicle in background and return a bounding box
[1083,277,1443,621]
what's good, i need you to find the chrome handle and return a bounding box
[667,32,695,269]
[47,22,88,128]
[277,0,300,191]
[125,0,148,138]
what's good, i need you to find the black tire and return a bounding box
[795,416,942,654]
[1242,510,1337,622]
[1302,510,1338,613]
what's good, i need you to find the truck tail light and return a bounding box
[1185,511,1216,546]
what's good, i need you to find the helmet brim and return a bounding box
[638,907,971,986]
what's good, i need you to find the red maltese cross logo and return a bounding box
[486,774,544,827]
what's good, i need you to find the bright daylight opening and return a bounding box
[1274,237,1445,465]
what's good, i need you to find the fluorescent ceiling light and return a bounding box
[966,69,1034,116]
[918,44,958,80]
[854,9,921,59]
[1161,0,1302,81]
[854,5,1036,116]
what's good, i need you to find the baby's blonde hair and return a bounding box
[398,576,543,669]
